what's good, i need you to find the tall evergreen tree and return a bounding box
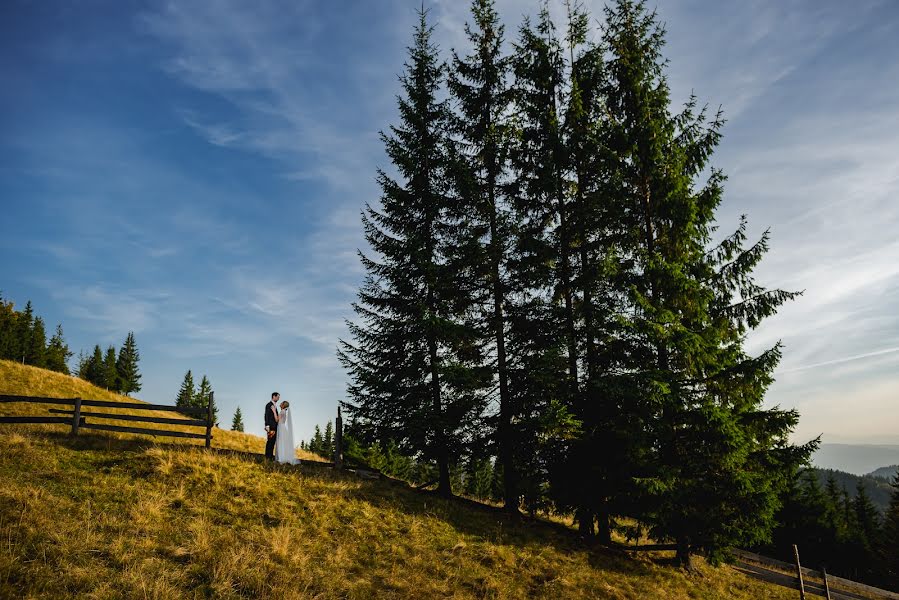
[449,0,519,512]
[196,375,216,423]
[116,331,141,395]
[25,316,47,368]
[103,345,120,391]
[311,425,323,457]
[339,8,489,497]
[14,300,34,363]
[880,468,899,590]
[175,370,195,411]
[0,295,16,360]
[323,420,334,458]
[45,324,72,374]
[600,0,814,567]
[231,407,245,432]
[83,344,105,386]
[507,4,582,525]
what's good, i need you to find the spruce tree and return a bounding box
[0,295,16,360]
[196,375,216,423]
[231,407,245,432]
[880,468,899,590]
[45,324,72,374]
[84,345,105,386]
[311,425,323,457]
[449,0,519,512]
[323,420,334,458]
[339,8,488,497]
[600,0,814,567]
[25,316,47,368]
[103,345,120,391]
[175,370,195,411]
[14,301,34,363]
[116,332,141,395]
[507,5,581,525]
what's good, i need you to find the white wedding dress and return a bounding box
[275,407,297,465]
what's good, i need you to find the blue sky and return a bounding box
[1,0,898,445]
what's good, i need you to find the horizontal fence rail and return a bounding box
[0,416,85,425]
[80,422,209,439]
[0,393,214,447]
[0,394,207,416]
[48,409,207,427]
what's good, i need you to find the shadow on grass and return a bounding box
[341,475,658,579]
[24,427,658,577]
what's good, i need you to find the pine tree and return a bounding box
[853,481,881,548]
[175,370,195,411]
[600,0,814,567]
[103,345,120,391]
[45,324,72,374]
[231,407,245,432]
[311,425,323,457]
[14,300,34,363]
[0,295,16,360]
[449,0,520,513]
[339,8,488,498]
[116,332,141,395]
[82,345,105,386]
[24,316,47,368]
[196,375,216,423]
[323,420,334,459]
[879,468,899,590]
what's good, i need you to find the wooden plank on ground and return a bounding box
[80,422,209,440]
[48,408,206,427]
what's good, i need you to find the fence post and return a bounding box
[334,406,343,469]
[821,566,832,600]
[793,544,806,600]
[205,391,213,449]
[71,397,82,436]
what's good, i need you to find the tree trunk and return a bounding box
[596,507,612,545]
[557,193,579,388]
[576,508,595,538]
[491,205,517,514]
[676,536,694,570]
[426,265,451,497]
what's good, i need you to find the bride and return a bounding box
[275,400,297,465]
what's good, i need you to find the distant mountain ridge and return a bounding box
[868,464,899,481]
[812,442,899,475]
[810,467,893,514]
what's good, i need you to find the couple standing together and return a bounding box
[264,392,296,464]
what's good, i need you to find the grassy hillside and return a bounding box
[1,361,804,599]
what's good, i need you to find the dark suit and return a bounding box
[264,400,279,460]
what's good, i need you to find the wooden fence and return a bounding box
[732,548,899,600]
[0,393,215,448]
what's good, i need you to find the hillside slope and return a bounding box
[1,361,802,599]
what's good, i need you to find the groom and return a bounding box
[264,392,280,460]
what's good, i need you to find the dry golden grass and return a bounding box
[0,360,804,599]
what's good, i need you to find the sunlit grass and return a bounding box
[0,359,322,460]
[0,360,807,598]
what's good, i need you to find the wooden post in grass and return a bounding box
[334,406,343,469]
[71,397,82,437]
[793,544,806,600]
[821,566,832,600]
[205,391,213,449]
